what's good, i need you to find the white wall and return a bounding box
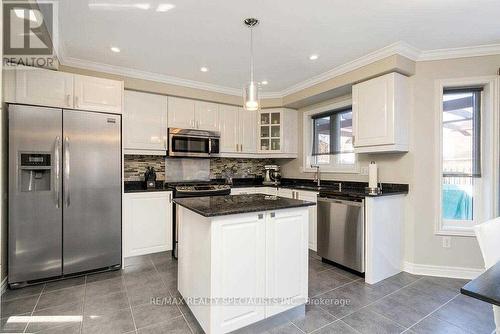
[281,54,500,271]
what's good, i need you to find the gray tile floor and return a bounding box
[0,251,496,334]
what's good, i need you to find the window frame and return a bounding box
[434,77,499,237]
[302,99,359,173]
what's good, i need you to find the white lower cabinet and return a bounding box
[230,187,258,195]
[211,212,266,333]
[295,190,319,251]
[265,209,309,317]
[123,191,173,257]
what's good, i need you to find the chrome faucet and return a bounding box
[311,165,321,187]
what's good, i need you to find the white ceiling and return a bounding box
[58,0,500,95]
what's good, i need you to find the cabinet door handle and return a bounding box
[270,212,275,218]
[240,144,243,152]
[258,214,263,220]
[75,96,79,108]
[66,94,71,107]
[235,143,238,152]
[169,193,172,203]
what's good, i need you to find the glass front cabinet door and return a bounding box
[259,110,281,152]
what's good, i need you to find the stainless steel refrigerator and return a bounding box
[8,104,122,287]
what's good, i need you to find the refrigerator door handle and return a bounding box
[54,136,61,208]
[64,136,70,207]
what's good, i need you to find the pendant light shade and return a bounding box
[243,18,260,111]
[244,81,259,111]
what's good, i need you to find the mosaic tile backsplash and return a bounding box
[209,158,277,179]
[124,155,166,181]
[124,156,278,182]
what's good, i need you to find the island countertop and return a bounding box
[174,194,316,217]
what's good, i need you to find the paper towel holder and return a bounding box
[365,186,382,195]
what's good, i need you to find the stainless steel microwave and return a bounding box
[168,128,220,158]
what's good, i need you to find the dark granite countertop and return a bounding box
[124,181,170,193]
[174,194,315,217]
[461,262,500,307]
[125,178,409,197]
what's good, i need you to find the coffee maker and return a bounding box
[263,165,281,186]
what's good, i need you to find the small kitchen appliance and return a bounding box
[144,166,157,189]
[263,165,281,186]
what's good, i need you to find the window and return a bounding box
[441,87,482,228]
[311,107,355,168]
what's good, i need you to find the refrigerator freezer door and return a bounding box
[8,105,63,283]
[62,110,121,274]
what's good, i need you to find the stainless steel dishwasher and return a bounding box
[317,195,365,273]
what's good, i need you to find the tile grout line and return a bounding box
[312,277,360,299]
[317,276,425,320]
[23,283,46,333]
[79,275,87,334]
[153,256,197,334]
[122,264,139,333]
[288,319,307,333]
[401,293,460,333]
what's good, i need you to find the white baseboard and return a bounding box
[1,276,7,295]
[403,261,484,280]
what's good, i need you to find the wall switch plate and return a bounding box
[442,236,451,248]
[361,167,369,175]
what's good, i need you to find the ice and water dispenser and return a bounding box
[18,153,52,192]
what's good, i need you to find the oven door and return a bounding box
[169,134,210,157]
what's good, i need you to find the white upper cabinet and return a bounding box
[11,66,74,108]
[352,72,410,153]
[195,101,219,131]
[219,105,240,152]
[168,97,196,129]
[123,90,168,154]
[258,108,298,156]
[74,75,123,113]
[239,108,257,153]
[218,106,257,154]
[168,98,219,131]
[4,66,124,114]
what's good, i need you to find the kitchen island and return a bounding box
[174,194,315,334]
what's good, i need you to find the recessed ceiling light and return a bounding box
[110,46,121,53]
[200,67,209,72]
[261,80,268,85]
[88,3,151,10]
[309,54,319,60]
[156,3,175,12]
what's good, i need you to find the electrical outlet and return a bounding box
[442,236,451,248]
[361,167,369,175]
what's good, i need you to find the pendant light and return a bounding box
[243,18,260,111]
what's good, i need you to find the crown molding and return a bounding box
[58,54,243,97]
[418,43,500,61]
[280,41,420,96]
[57,42,500,100]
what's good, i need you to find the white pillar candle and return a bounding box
[368,161,378,188]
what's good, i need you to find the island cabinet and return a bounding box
[352,72,410,153]
[177,206,309,334]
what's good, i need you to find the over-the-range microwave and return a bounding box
[168,128,220,158]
